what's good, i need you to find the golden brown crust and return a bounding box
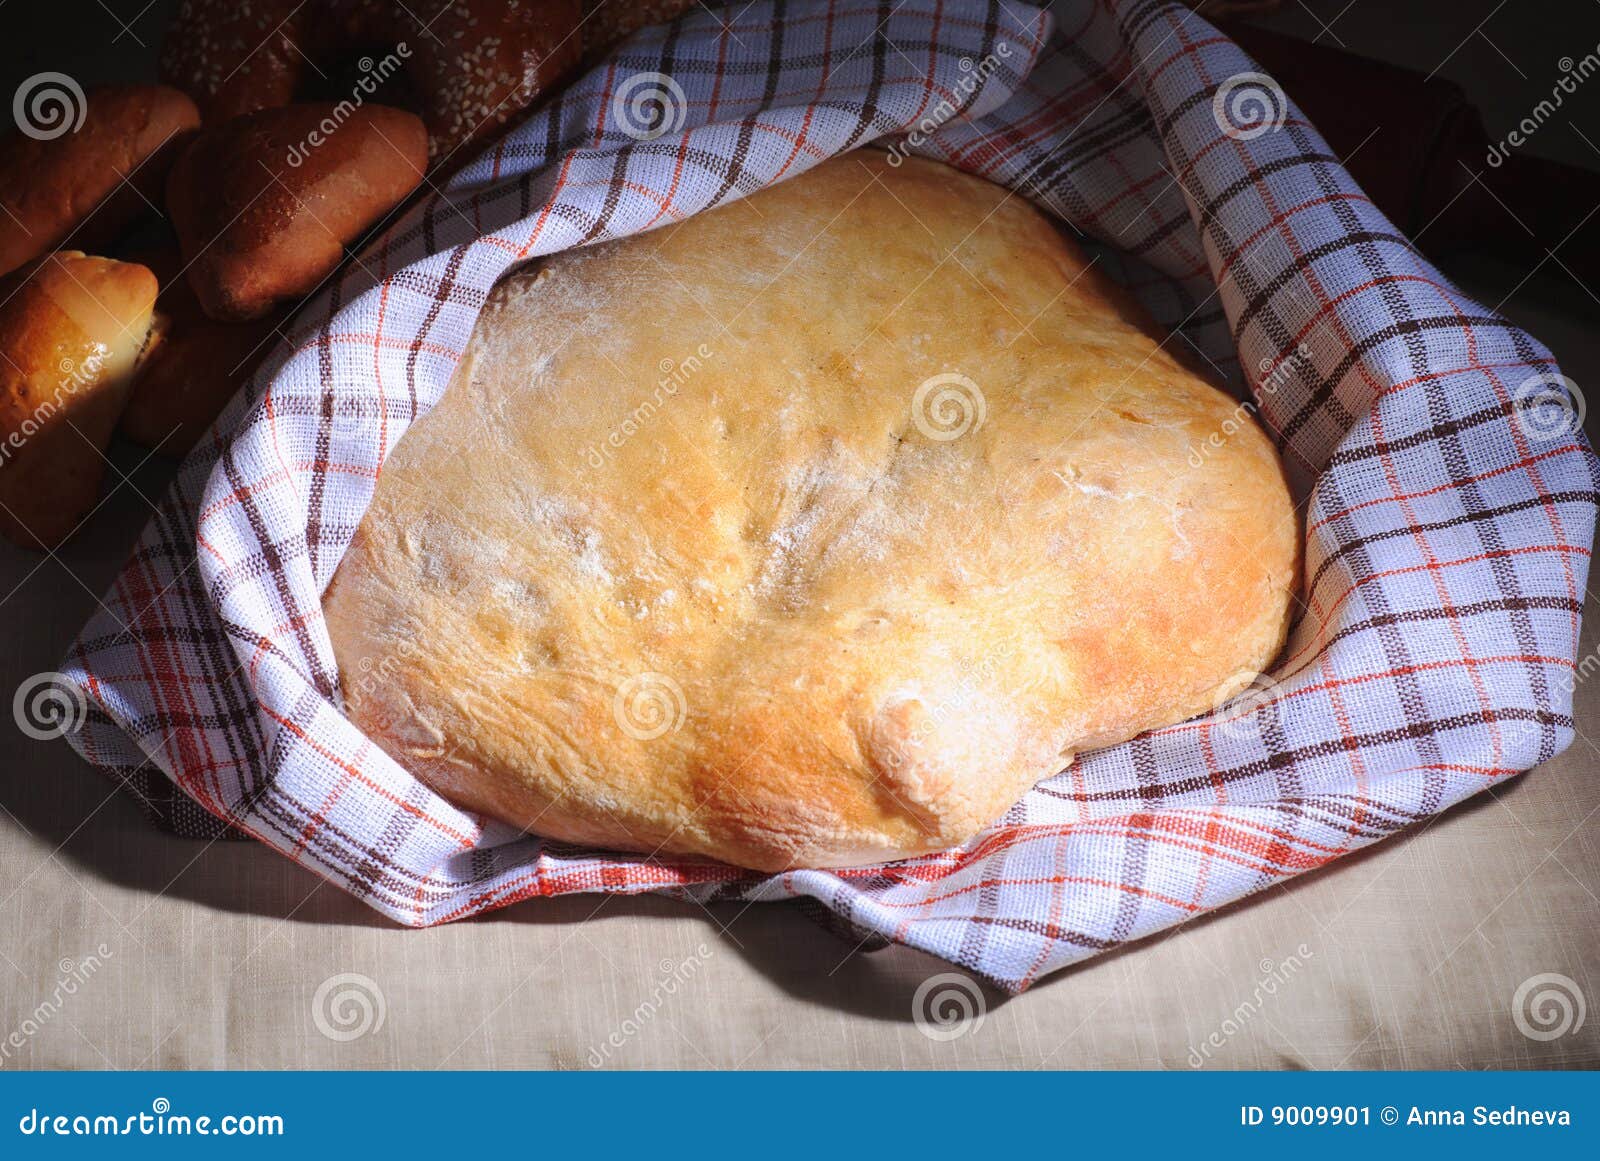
[165,103,427,321]
[0,85,199,279]
[323,153,1298,871]
[0,253,160,549]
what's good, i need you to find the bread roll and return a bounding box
[0,85,199,278]
[0,253,161,549]
[328,0,583,162]
[323,154,1297,871]
[161,0,308,123]
[163,0,583,163]
[166,103,427,320]
[122,283,283,455]
[581,0,698,59]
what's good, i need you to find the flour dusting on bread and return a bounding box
[322,153,1297,871]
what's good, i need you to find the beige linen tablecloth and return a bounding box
[2,261,1595,1069]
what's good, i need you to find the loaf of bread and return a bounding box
[323,153,1297,871]
[0,253,161,549]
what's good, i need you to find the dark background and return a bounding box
[6,0,1600,166]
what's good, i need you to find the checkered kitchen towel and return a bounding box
[53,0,1598,992]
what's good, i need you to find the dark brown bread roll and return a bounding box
[327,0,584,162]
[160,0,309,123]
[0,85,199,279]
[581,0,700,59]
[165,103,428,321]
[163,0,584,164]
[116,241,284,455]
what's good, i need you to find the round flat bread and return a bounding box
[322,152,1297,871]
